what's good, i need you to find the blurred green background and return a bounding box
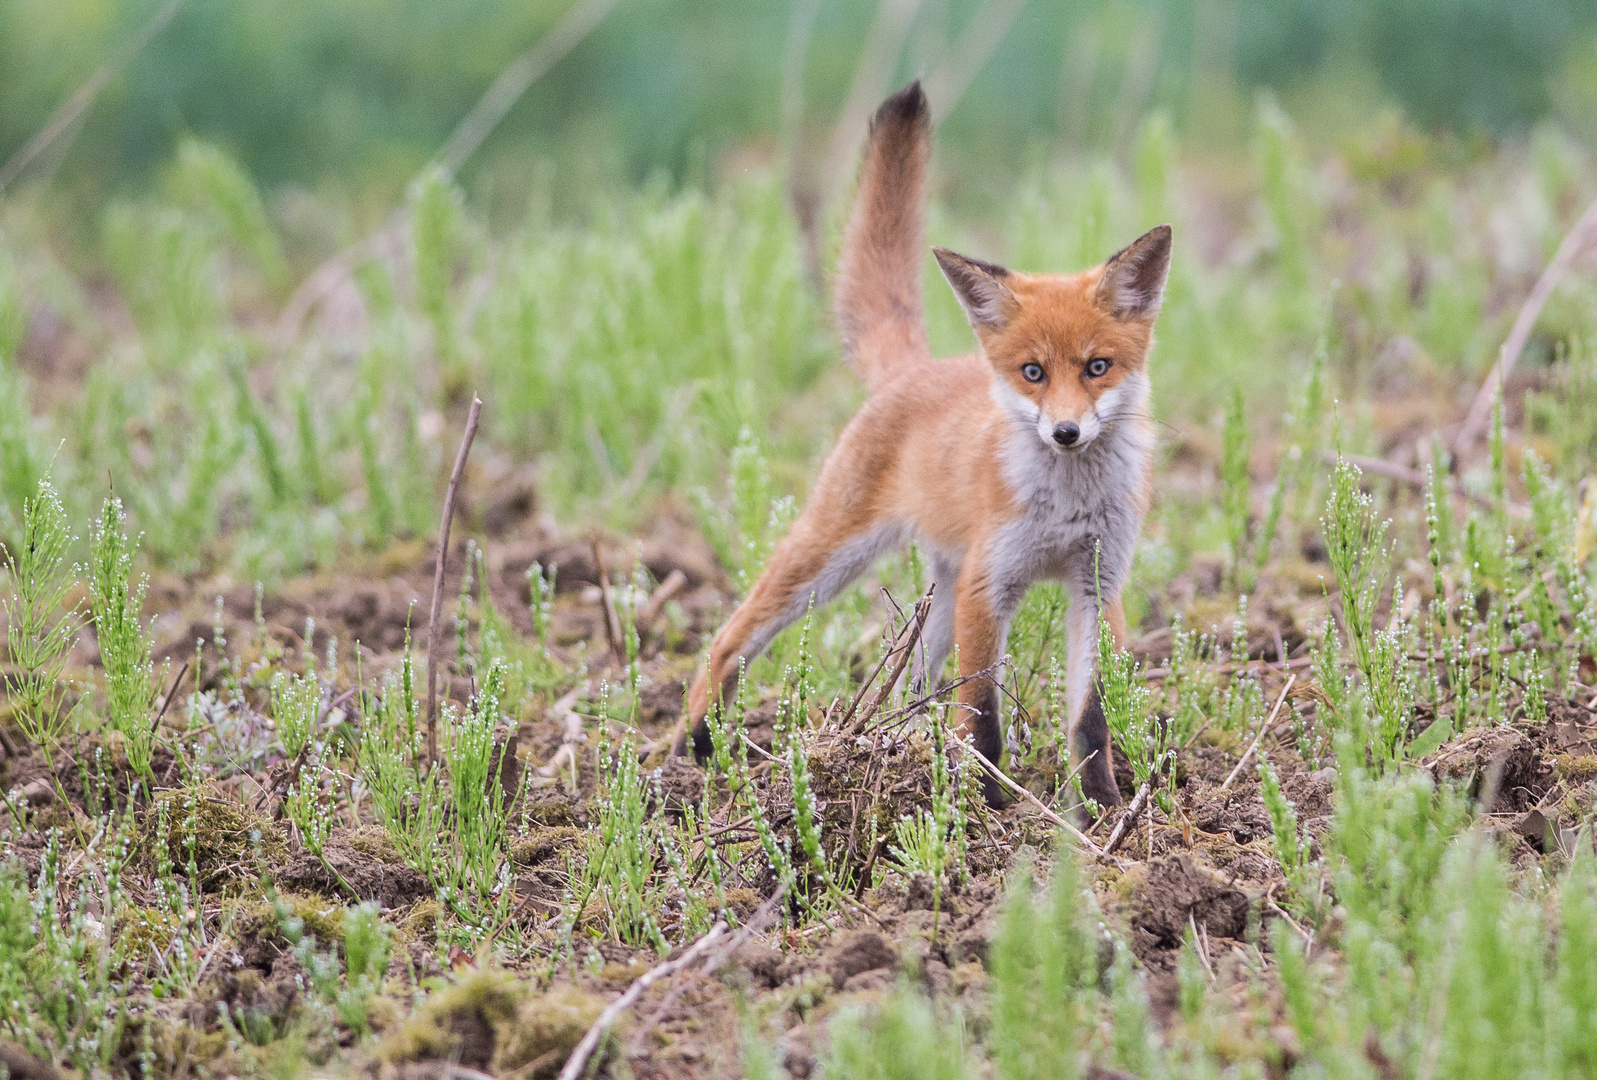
[6,0,1597,214]
[4,0,1597,584]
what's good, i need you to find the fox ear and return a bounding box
[1096,224,1172,318]
[933,247,1015,331]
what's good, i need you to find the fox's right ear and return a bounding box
[934,248,1015,331]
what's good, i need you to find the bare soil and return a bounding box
[4,498,1596,1079]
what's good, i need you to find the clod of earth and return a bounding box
[646,755,704,817]
[1426,726,1543,812]
[1130,855,1251,960]
[510,825,584,866]
[826,931,898,990]
[277,830,432,908]
[0,1041,60,1080]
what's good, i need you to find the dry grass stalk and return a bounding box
[557,920,729,1080]
[426,396,483,764]
[273,0,617,356]
[0,0,183,196]
[1220,674,1296,792]
[1455,194,1597,453]
[967,744,1105,856]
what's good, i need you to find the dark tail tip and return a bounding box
[871,79,929,133]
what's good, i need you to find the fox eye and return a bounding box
[1086,357,1112,378]
[1021,363,1045,383]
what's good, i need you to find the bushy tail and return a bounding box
[835,81,932,391]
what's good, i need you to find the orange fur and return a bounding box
[682,81,1170,809]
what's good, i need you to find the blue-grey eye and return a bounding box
[1021,363,1045,383]
[1086,357,1111,377]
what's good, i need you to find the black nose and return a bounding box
[1052,422,1080,447]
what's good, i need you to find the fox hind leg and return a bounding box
[686,521,905,759]
[911,551,960,697]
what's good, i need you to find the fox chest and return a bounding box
[985,434,1149,601]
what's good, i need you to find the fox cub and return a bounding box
[684,81,1168,809]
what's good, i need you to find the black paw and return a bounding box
[1075,685,1123,808]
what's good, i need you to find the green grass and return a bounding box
[3,86,1597,1080]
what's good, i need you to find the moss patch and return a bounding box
[347,824,404,863]
[379,971,605,1079]
[1553,753,1597,782]
[234,891,346,950]
[136,784,283,886]
[117,906,186,968]
[510,826,584,867]
[497,986,607,1076]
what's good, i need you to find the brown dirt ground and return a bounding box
[4,488,1597,1078]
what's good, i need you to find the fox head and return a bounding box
[934,224,1171,453]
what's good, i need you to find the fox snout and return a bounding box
[1035,408,1102,451]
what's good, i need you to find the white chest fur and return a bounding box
[985,373,1152,613]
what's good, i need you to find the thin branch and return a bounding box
[817,0,927,209]
[271,228,400,358]
[558,921,729,1080]
[637,569,687,639]
[777,0,824,177]
[965,744,1105,856]
[838,588,932,732]
[1102,780,1151,856]
[149,660,190,733]
[1320,451,1498,511]
[922,0,1033,121]
[0,0,184,196]
[435,0,621,176]
[426,396,483,763]
[1141,655,1311,682]
[845,587,934,735]
[1455,194,1597,454]
[272,0,618,356]
[627,885,786,1055]
[1220,674,1296,792]
[591,533,626,668]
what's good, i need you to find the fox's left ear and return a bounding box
[1096,224,1172,319]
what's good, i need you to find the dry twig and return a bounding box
[272,0,618,355]
[0,0,184,196]
[921,0,1032,119]
[1319,451,1496,510]
[965,744,1104,856]
[1102,780,1152,857]
[1220,674,1296,792]
[816,0,926,212]
[591,534,626,668]
[1456,194,1597,453]
[150,661,191,733]
[637,569,687,638]
[426,396,483,763]
[840,588,934,734]
[435,0,620,175]
[536,687,586,784]
[557,921,728,1080]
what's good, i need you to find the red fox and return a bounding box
[683,81,1167,809]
